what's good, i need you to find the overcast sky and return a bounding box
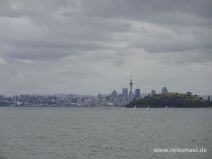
[0,0,212,96]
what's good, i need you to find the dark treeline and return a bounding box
[127,93,211,108]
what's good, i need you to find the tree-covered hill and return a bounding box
[127,93,211,108]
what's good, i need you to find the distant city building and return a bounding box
[97,93,102,100]
[151,90,156,96]
[208,96,211,103]
[122,87,128,100]
[134,89,141,99]
[111,90,118,99]
[161,86,168,94]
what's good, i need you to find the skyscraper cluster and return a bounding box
[106,73,142,106]
[0,73,172,107]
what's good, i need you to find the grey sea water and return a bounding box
[0,107,211,159]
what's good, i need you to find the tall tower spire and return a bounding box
[130,71,132,81]
[129,72,133,100]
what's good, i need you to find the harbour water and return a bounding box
[0,107,211,159]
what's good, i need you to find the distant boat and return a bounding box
[122,107,126,111]
[165,105,168,111]
[146,105,150,111]
[134,105,137,110]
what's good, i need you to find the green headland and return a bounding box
[127,92,211,108]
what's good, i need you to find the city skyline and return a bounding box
[0,0,212,96]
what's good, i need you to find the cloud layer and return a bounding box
[0,0,212,95]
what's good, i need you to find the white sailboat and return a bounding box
[165,105,168,111]
[146,105,150,111]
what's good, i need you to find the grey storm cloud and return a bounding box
[0,0,211,62]
[0,0,212,95]
[81,0,212,24]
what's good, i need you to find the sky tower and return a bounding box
[129,72,134,100]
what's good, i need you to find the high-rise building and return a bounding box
[161,86,168,94]
[129,72,134,100]
[208,96,211,103]
[151,90,156,96]
[111,90,118,99]
[134,89,141,99]
[122,87,128,100]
